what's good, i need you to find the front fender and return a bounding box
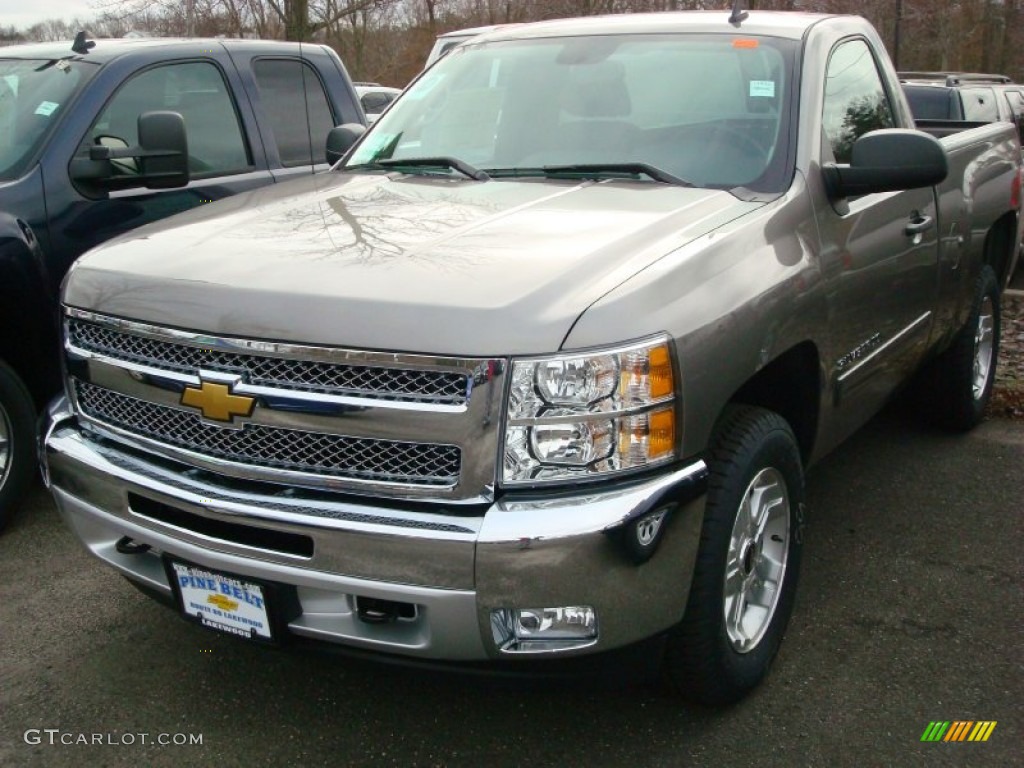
[0,212,60,398]
[563,176,826,461]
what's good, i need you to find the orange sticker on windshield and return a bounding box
[733,39,759,49]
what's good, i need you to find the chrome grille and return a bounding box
[68,319,468,405]
[75,381,461,486]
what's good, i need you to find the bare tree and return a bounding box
[6,0,1022,86]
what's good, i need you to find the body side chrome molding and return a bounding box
[836,311,932,384]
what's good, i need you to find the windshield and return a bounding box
[0,57,96,181]
[348,33,797,192]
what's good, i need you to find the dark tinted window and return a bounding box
[822,39,895,163]
[253,58,335,167]
[86,61,250,176]
[903,85,956,120]
[961,87,999,121]
[360,90,397,113]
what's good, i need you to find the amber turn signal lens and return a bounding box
[617,407,675,464]
[647,344,674,400]
[647,407,675,459]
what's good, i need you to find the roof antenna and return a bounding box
[71,31,95,54]
[728,0,749,27]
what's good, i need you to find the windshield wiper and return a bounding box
[486,163,693,187]
[346,157,490,181]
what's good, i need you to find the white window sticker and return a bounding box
[35,100,59,116]
[749,80,776,98]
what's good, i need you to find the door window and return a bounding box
[252,59,336,167]
[822,39,895,163]
[84,61,251,177]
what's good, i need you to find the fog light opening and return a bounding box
[114,536,152,556]
[491,606,598,654]
[356,596,418,624]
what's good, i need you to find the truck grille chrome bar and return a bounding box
[68,318,469,405]
[75,380,462,486]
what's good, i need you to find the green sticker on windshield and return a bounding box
[35,100,59,116]
[362,133,396,159]
[749,81,775,98]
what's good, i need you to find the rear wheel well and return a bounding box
[729,342,820,465]
[983,212,1018,289]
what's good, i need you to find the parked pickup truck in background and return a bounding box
[0,36,365,523]
[900,71,1024,143]
[422,24,518,69]
[43,11,1022,704]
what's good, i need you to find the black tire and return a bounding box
[665,406,805,705]
[0,359,36,531]
[921,265,1000,431]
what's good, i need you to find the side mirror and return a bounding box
[136,111,189,189]
[823,129,948,199]
[326,123,366,165]
[70,111,189,191]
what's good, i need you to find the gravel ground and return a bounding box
[991,293,1024,418]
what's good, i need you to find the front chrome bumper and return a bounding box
[43,395,707,662]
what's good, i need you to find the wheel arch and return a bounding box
[983,210,1019,290]
[0,218,59,404]
[727,341,822,466]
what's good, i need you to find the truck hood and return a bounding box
[65,172,763,355]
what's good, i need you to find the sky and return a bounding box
[1,0,98,31]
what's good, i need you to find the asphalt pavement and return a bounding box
[0,407,1020,767]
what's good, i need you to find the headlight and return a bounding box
[503,336,677,485]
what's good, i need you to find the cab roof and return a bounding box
[472,11,840,43]
[0,37,320,64]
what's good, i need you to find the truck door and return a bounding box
[46,57,275,278]
[814,38,940,432]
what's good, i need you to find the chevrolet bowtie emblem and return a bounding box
[207,594,239,612]
[180,380,255,423]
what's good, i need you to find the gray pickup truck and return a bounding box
[42,11,1022,704]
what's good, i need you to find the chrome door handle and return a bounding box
[905,215,934,236]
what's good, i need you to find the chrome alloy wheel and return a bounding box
[0,399,12,490]
[723,467,790,653]
[972,295,995,400]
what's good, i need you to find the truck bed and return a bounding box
[915,118,995,140]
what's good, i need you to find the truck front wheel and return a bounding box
[665,406,804,705]
[0,360,35,531]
